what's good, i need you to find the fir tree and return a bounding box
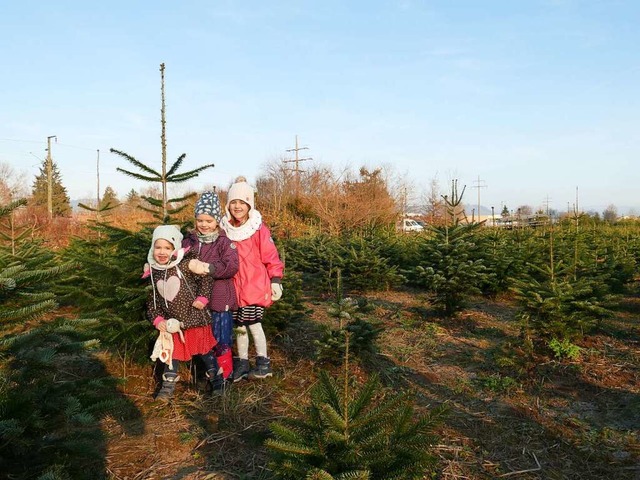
[280,233,344,294]
[56,224,152,358]
[475,228,531,297]
[31,160,72,217]
[78,185,121,219]
[0,201,138,479]
[263,268,307,334]
[0,198,30,255]
[110,64,214,224]
[0,200,73,325]
[99,185,119,210]
[414,182,490,316]
[512,263,612,355]
[511,228,613,357]
[266,371,444,479]
[280,232,403,296]
[120,189,143,221]
[340,235,404,292]
[125,188,141,206]
[314,272,383,365]
[268,274,443,479]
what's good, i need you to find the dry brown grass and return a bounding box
[101,287,640,479]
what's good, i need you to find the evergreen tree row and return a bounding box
[0,202,141,480]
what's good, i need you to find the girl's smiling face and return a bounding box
[196,214,218,234]
[229,199,250,223]
[153,238,174,265]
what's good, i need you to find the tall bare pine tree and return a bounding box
[110,63,214,224]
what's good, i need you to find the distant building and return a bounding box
[493,213,551,228]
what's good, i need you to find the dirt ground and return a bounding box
[103,289,640,480]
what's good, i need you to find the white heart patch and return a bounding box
[157,276,180,302]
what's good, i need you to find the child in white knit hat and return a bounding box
[219,176,284,381]
[145,225,220,400]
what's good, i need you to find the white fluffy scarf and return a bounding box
[220,210,263,241]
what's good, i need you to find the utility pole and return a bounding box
[96,149,101,225]
[399,186,409,230]
[403,186,408,218]
[160,63,168,221]
[46,135,57,219]
[284,135,312,196]
[96,149,101,209]
[543,195,552,216]
[575,186,580,230]
[472,175,487,223]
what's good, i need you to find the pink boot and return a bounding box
[217,347,233,380]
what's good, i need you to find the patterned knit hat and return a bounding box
[194,191,222,222]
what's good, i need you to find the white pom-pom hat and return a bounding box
[225,176,255,213]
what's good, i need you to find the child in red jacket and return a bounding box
[219,176,284,381]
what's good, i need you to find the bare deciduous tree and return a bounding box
[257,157,296,218]
[516,205,533,216]
[256,161,399,235]
[603,204,618,223]
[422,176,446,226]
[0,162,28,204]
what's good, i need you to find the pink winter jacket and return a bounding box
[232,223,284,308]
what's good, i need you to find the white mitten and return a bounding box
[188,259,210,275]
[271,282,283,301]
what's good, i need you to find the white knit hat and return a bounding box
[226,176,255,213]
[147,224,184,269]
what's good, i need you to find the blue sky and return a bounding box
[1,0,638,214]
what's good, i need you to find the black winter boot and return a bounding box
[155,371,180,401]
[206,367,227,395]
[232,357,250,383]
[248,356,272,380]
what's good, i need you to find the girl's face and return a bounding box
[195,214,218,234]
[229,199,250,223]
[153,238,174,265]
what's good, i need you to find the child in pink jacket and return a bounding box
[219,176,284,381]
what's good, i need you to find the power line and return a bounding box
[543,195,552,215]
[284,135,312,196]
[53,141,96,151]
[0,137,45,145]
[46,135,57,219]
[1,137,96,151]
[471,175,487,223]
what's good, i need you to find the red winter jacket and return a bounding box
[232,223,284,308]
